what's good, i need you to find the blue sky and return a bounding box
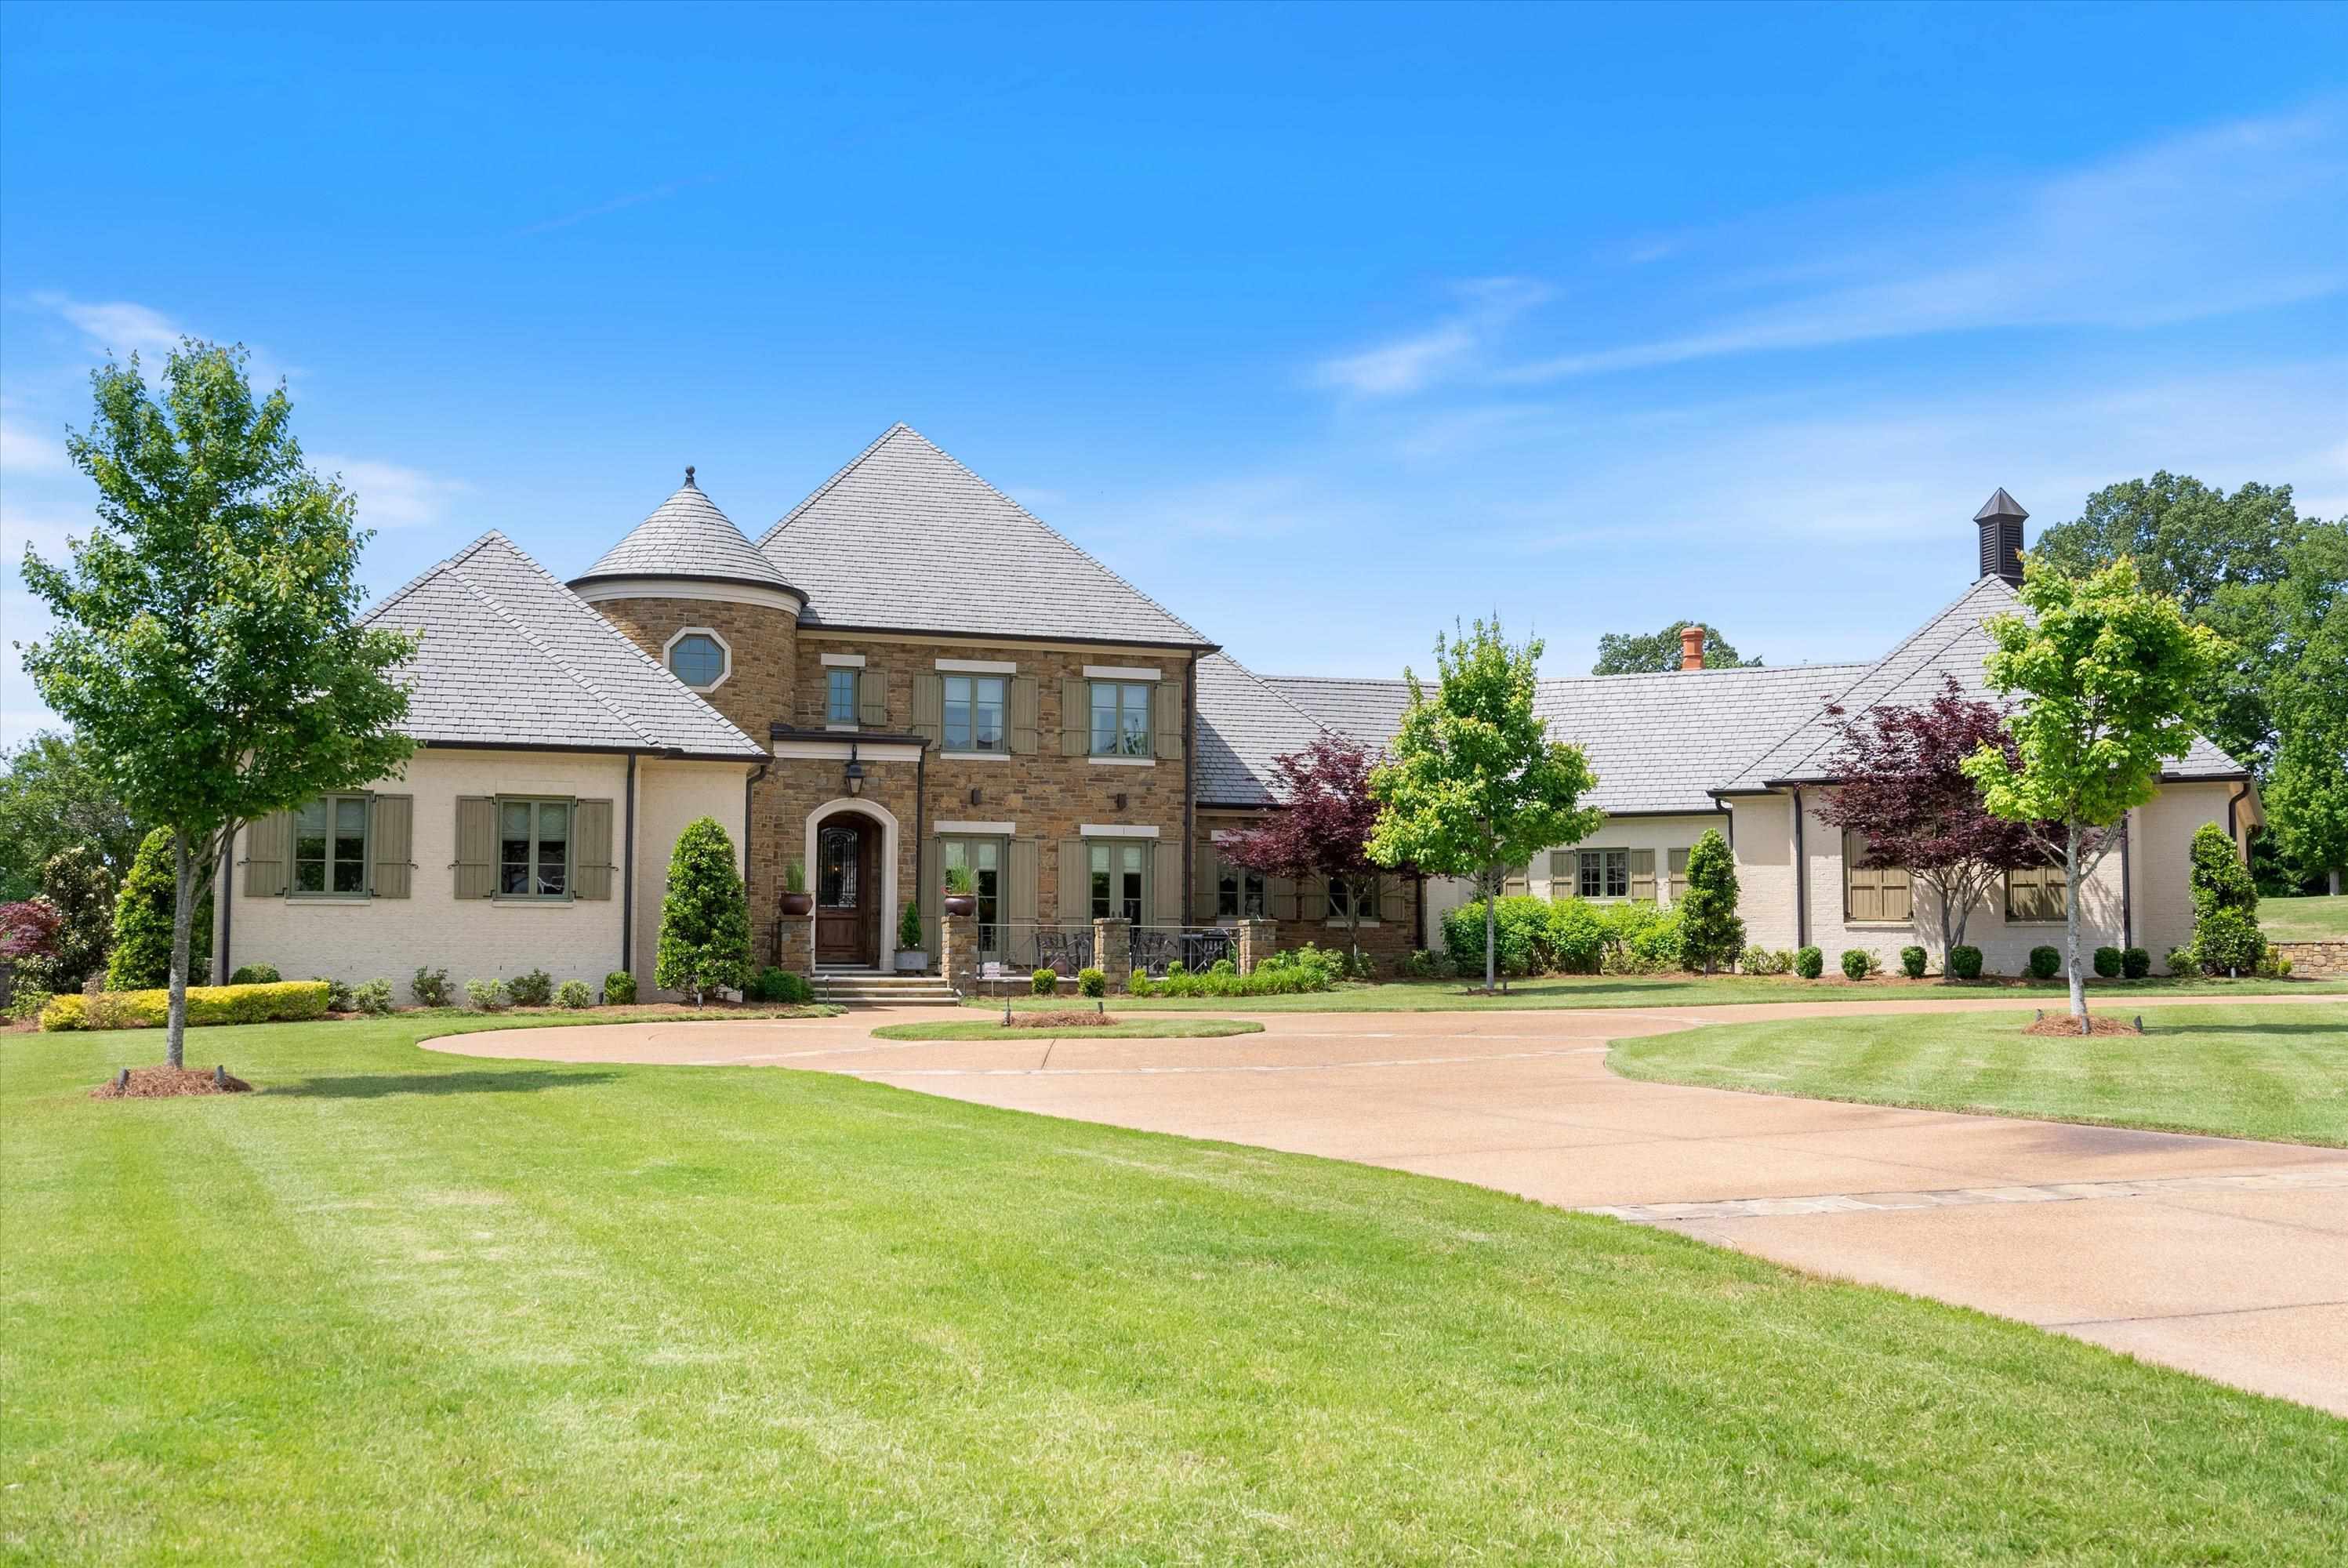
[3,1,2343,742]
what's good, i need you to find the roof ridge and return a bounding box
[757,422,909,548]
[361,529,512,626]
[445,547,666,752]
[480,535,766,753]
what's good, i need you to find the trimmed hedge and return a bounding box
[2121,946,2151,980]
[2028,946,2063,980]
[1948,945,1983,980]
[2092,946,2124,979]
[1899,946,1927,980]
[42,979,329,1032]
[1839,948,1874,981]
[1794,946,1824,980]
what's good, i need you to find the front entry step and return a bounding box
[815,971,960,1005]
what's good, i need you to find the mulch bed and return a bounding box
[1014,1010,1120,1029]
[89,1065,253,1099]
[2023,1014,2143,1037]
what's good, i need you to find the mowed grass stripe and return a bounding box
[3,1015,2343,1563]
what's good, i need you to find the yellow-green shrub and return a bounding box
[41,980,331,1031]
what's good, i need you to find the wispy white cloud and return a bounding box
[518,174,720,236]
[33,293,188,362]
[1312,277,1552,397]
[314,455,473,530]
[0,418,67,476]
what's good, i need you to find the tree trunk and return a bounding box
[1482,869,1497,993]
[2064,822,2086,1022]
[1937,877,1959,985]
[166,833,198,1069]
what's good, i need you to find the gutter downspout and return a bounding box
[1791,787,1808,950]
[913,740,928,954]
[745,758,769,962]
[1181,654,1199,927]
[620,753,637,979]
[2120,808,2133,952]
[216,833,234,984]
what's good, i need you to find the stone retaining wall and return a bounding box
[2272,941,2348,979]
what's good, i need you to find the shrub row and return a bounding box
[1438,896,1696,978]
[42,980,330,1032]
[1129,946,1343,999]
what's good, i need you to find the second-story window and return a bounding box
[826,668,858,725]
[944,675,1006,752]
[1089,681,1151,757]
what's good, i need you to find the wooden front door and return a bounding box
[815,818,878,967]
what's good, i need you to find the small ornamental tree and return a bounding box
[654,816,753,1004]
[1962,557,2226,1022]
[1812,676,2049,976]
[108,827,209,990]
[18,343,416,1065]
[1367,618,1603,992]
[2183,822,2266,975]
[0,899,64,986]
[1220,735,1391,963]
[1676,828,1744,975]
[32,846,114,993]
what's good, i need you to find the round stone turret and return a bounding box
[570,470,803,742]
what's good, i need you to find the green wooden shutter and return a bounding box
[1151,840,1183,925]
[1192,841,1219,920]
[1060,678,1089,757]
[918,837,941,934]
[2045,863,2067,920]
[1058,838,1090,926]
[1006,839,1040,929]
[454,797,496,899]
[574,798,615,901]
[1548,848,1574,883]
[1501,863,1529,896]
[1667,848,1689,903]
[910,673,943,746]
[1845,833,1880,921]
[1629,848,1656,902]
[245,811,289,898]
[1882,862,1912,923]
[1377,875,1405,924]
[369,794,414,898]
[1151,680,1184,760]
[857,668,888,728]
[1271,875,1299,921]
[1008,675,1040,755]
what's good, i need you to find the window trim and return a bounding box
[1086,837,1149,924]
[289,791,372,899]
[824,666,859,726]
[662,626,731,692]
[1087,679,1154,759]
[1325,873,1382,927]
[1842,829,1914,925]
[942,672,1010,755]
[1577,848,1630,900]
[495,795,576,903]
[1216,860,1267,922]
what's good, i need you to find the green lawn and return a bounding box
[871,1015,1261,1041]
[2263,892,2348,942]
[4,1018,2343,1563]
[1612,1001,2348,1145]
[975,971,2348,1013]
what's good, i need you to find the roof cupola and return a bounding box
[1974,488,2028,586]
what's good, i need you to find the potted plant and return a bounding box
[780,859,813,918]
[895,900,927,971]
[942,863,978,918]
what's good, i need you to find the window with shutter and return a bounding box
[856,668,888,728]
[1666,848,1689,904]
[244,811,289,898]
[454,797,495,899]
[370,794,414,898]
[1628,849,1656,902]
[1844,831,1911,923]
[573,799,615,901]
[2005,863,2067,922]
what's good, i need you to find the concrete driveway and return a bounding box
[436,993,2348,1414]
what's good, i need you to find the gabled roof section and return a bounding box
[1537,663,1875,813]
[1195,654,1338,807]
[572,473,799,594]
[1716,573,2247,790]
[1265,677,1414,750]
[365,532,767,760]
[758,423,1212,648]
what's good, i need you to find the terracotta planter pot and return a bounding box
[942,894,978,918]
[780,892,813,917]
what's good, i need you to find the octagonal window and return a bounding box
[668,631,727,688]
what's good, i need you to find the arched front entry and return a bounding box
[804,797,900,970]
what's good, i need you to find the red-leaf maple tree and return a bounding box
[1220,735,1393,963]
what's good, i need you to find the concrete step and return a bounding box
[814,972,960,1005]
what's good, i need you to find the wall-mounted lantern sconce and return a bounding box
[969,787,984,806]
[1112,792,1129,811]
[844,745,866,797]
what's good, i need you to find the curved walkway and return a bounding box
[437,993,2348,1414]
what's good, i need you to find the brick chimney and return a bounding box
[1679,624,1705,671]
[1974,488,2028,585]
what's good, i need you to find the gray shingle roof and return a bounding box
[365,532,767,759]
[1264,677,1414,750]
[1716,575,2248,789]
[572,474,798,593]
[1195,654,1341,806]
[757,423,1212,648]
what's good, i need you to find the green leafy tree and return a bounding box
[1675,828,1744,975]
[25,846,114,993]
[17,342,416,1065]
[2180,822,2266,975]
[2255,523,2348,891]
[2037,473,2305,615]
[0,729,143,902]
[655,817,753,1004]
[1367,618,1603,991]
[108,827,211,990]
[1591,620,1759,675]
[1962,557,2226,1022]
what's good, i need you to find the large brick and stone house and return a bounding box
[215,428,2258,995]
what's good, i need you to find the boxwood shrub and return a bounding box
[602,971,637,1006]
[228,963,280,985]
[556,978,594,1010]
[1077,967,1107,998]
[2092,946,2124,979]
[1031,967,1058,996]
[1948,945,1983,980]
[1838,948,1873,981]
[1794,946,1824,980]
[2121,946,2151,980]
[1899,945,1927,979]
[42,979,330,1032]
[2028,946,2063,980]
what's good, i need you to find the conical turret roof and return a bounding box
[572,469,800,596]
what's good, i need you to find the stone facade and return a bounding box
[2273,942,2348,979]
